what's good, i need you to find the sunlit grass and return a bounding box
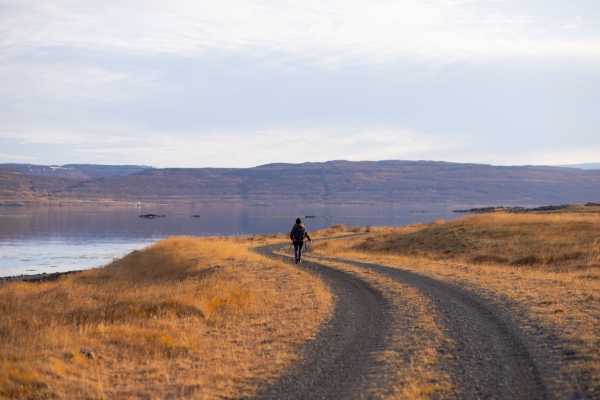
[0,236,332,399]
[344,213,600,270]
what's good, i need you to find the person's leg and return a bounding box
[297,242,304,262]
[294,242,300,262]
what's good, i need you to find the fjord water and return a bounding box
[0,204,465,277]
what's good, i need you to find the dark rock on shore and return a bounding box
[453,204,573,213]
[0,270,82,285]
[453,206,524,213]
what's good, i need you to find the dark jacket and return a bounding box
[290,223,311,242]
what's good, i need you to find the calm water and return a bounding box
[0,204,468,277]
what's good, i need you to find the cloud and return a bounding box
[0,131,134,145]
[0,1,598,170]
[563,16,585,30]
[0,60,155,104]
[0,153,36,161]
[3,125,597,169]
[59,127,600,169]
[71,127,463,168]
[443,145,600,167]
[2,0,599,69]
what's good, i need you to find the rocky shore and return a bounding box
[0,270,82,285]
[453,203,600,214]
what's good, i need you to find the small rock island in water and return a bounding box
[139,214,166,218]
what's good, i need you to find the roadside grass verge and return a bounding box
[341,213,600,270]
[310,214,600,396]
[0,236,332,399]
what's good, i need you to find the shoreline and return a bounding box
[0,270,83,284]
[453,203,600,214]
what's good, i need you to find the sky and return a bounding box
[1,0,599,168]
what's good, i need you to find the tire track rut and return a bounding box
[318,256,551,399]
[249,244,393,399]
[252,243,556,399]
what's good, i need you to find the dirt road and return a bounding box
[251,242,577,399]
[251,243,394,399]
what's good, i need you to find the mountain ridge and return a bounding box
[0,163,152,179]
[1,160,600,206]
[552,162,600,170]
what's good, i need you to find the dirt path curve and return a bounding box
[251,241,560,399]
[310,255,557,399]
[249,243,394,399]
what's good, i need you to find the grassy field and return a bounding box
[344,213,600,270]
[0,236,332,399]
[2,212,599,398]
[311,213,600,395]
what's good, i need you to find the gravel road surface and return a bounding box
[250,242,576,399]
[250,243,394,399]
[321,256,553,399]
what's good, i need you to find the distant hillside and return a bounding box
[0,168,83,205]
[553,162,600,170]
[2,160,600,205]
[0,164,152,179]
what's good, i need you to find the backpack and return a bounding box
[292,225,306,241]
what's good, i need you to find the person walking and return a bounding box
[290,218,312,264]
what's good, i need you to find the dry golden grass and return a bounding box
[347,213,600,270]
[310,214,600,395]
[0,236,332,399]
